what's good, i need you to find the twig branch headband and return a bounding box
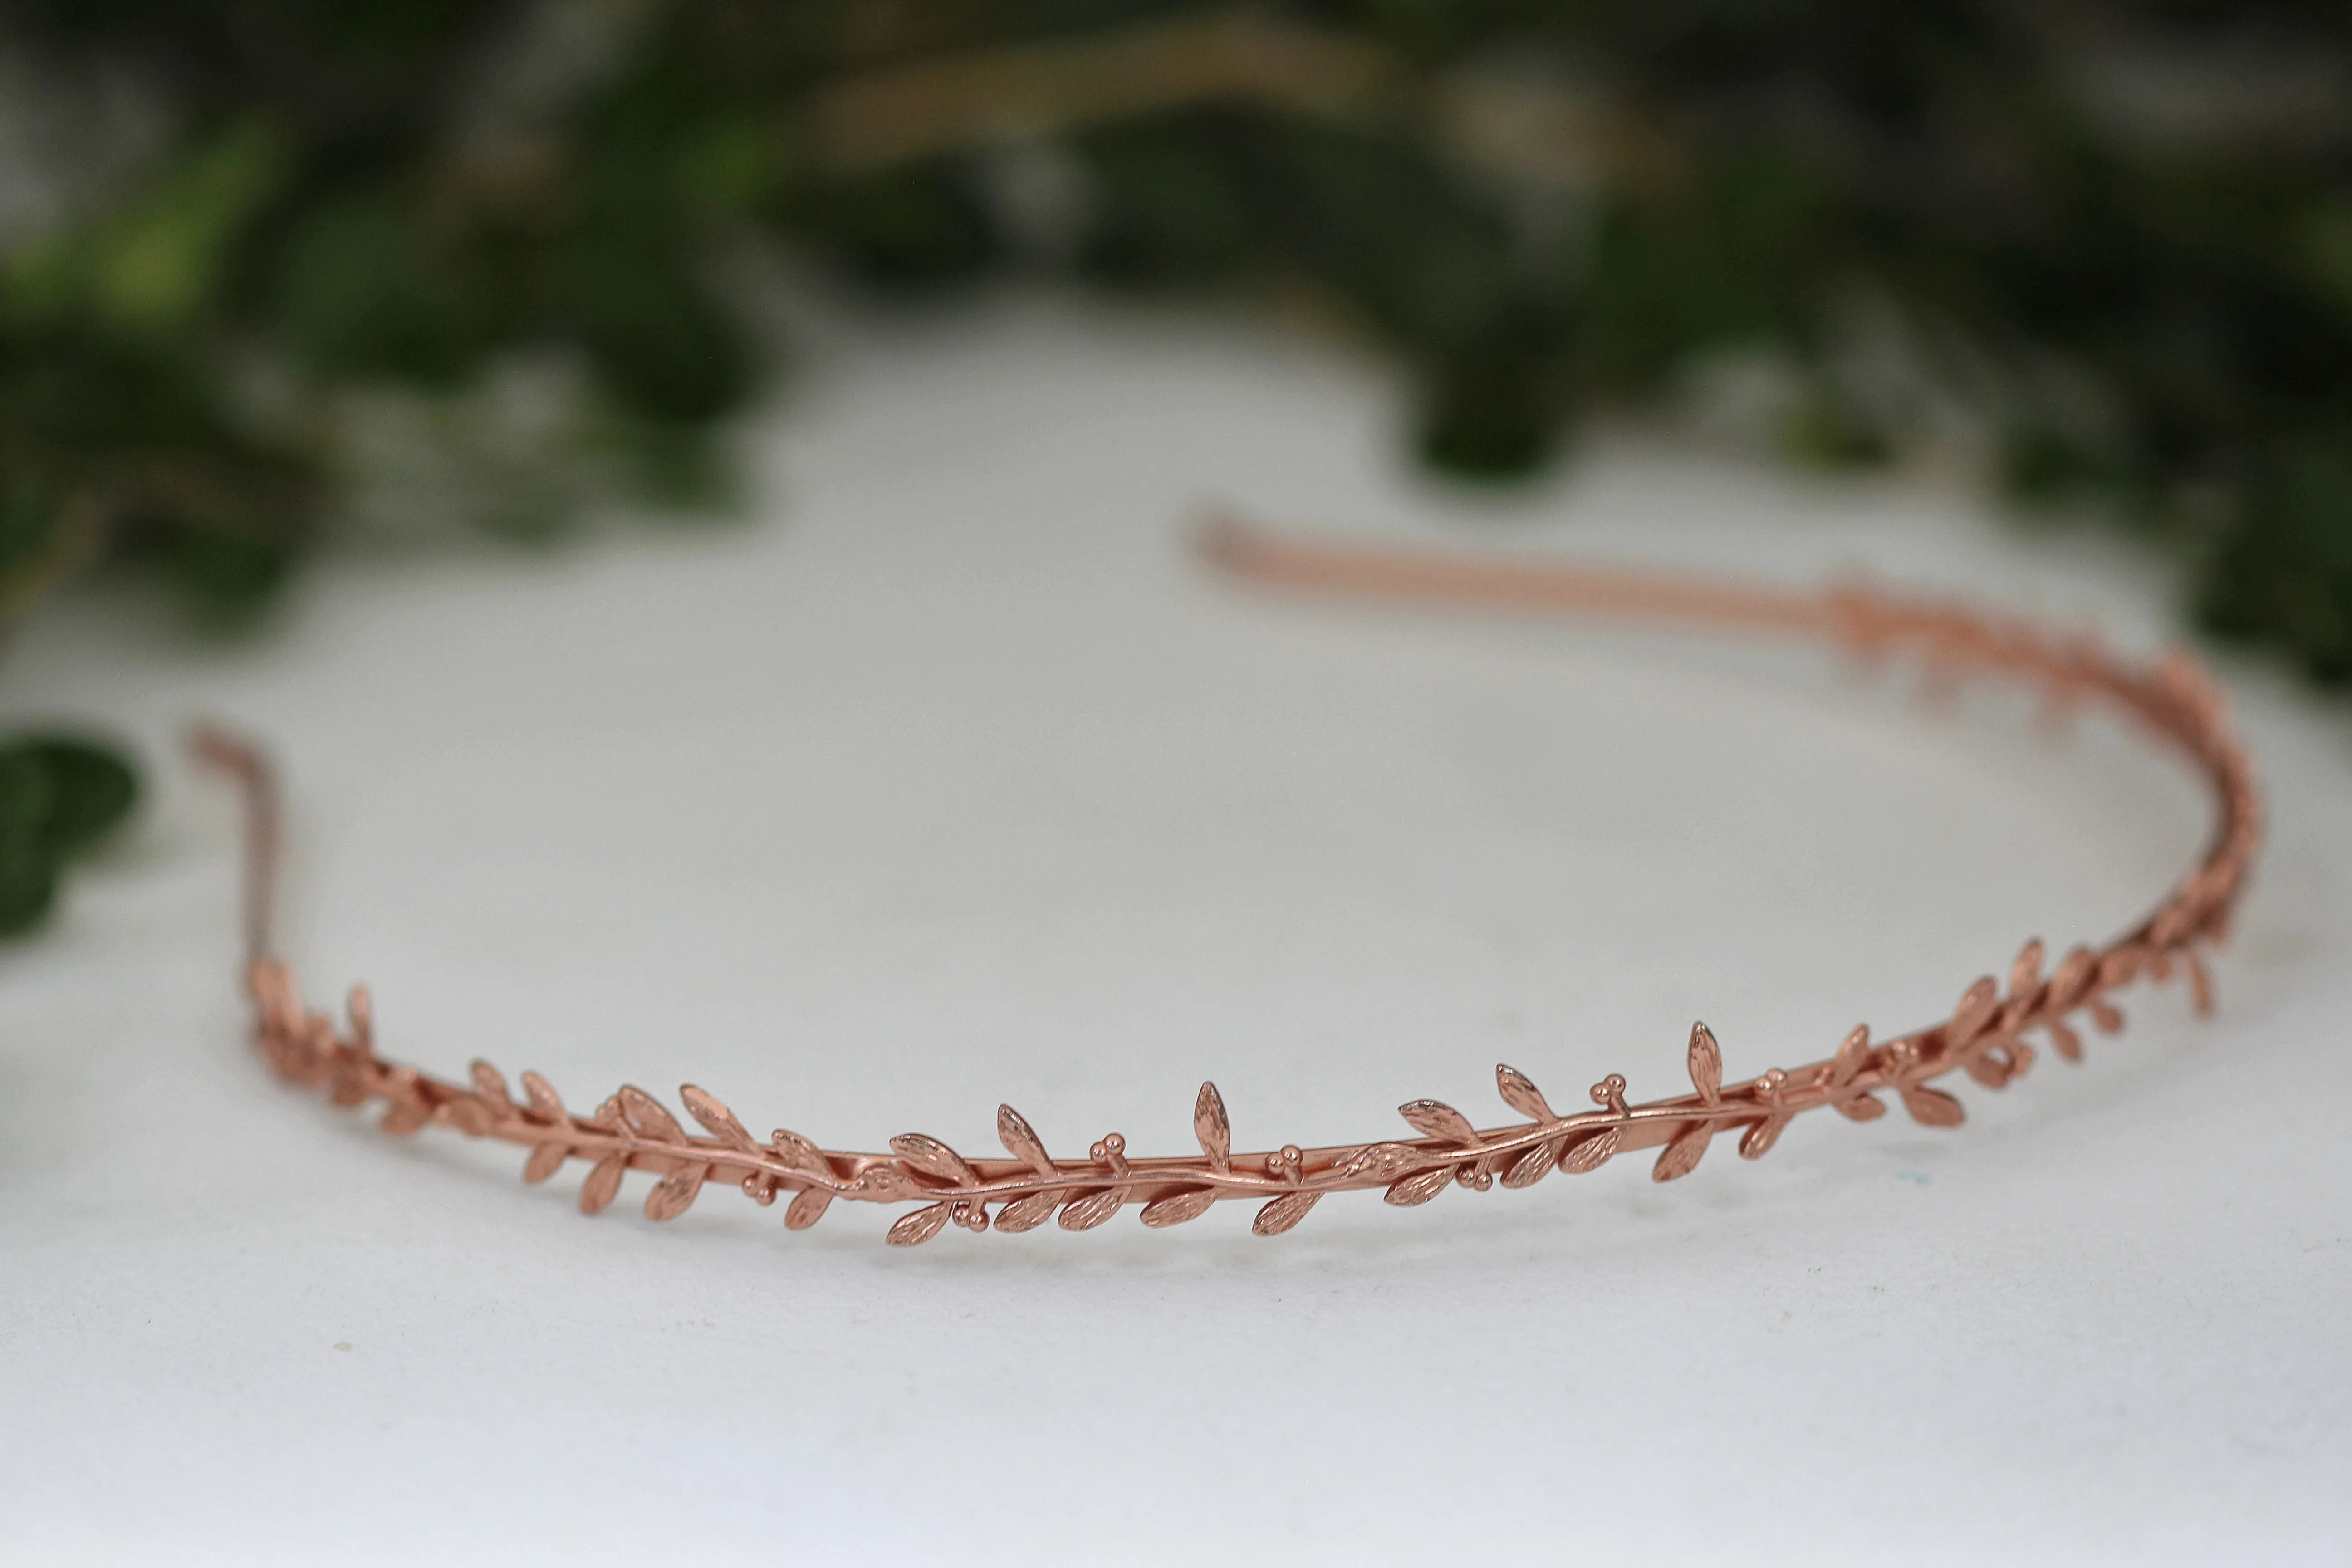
[193,519,2261,1246]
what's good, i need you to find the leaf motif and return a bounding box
[890,1132,977,1187]
[2009,938,2045,1002]
[1739,1115,1789,1161]
[522,1142,568,1184]
[617,1086,685,1143]
[1141,1186,1218,1227]
[1194,1082,1231,1173]
[1559,1127,1619,1173]
[645,1162,707,1221]
[680,1085,756,1150]
[1331,1142,1421,1182]
[2185,949,2214,1016]
[2090,999,2125,1034]
[469,1060,512,1110]
[784,1186,833,1230]
[2049,946,2097,1008]
[1383,1165,1456,1206]
[1949,977,2000,1048]
[993,1189,1062,1233]
[1831,1024,1872,1086]
[1652,1122,1710,1182]
[769,1128,829,1179]
[887,1201,953,1247]
[1503,1140,1563,1188]
[444,1097,496,1136]
[1900,1085,1966,1127]
[578,1154,626,1215]
[2044,1019,2083,1062]
[1253,1189,1321,1235]
[1058,1187,1126,1230]
[1686,1022,1723,1104]
[1835,1092,1887,1122]
[996,1104,1055,1176]
[1962,1044,2013,1089]
[520,1071,567,1124]
[1397,1099,1480,1147]
[381,1102,430,1137]
[1494,1063,1554,1122]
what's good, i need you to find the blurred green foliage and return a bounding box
[2,0,2350,931]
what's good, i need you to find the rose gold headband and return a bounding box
[192,519,2262,1246]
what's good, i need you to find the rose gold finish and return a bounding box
[190,514,2263,1245]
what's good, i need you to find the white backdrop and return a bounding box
[4,299,2345,1563]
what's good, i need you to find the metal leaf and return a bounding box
[996,1104,1055,1176]
[680,1085,755,1150]
[770,1128,829,1179]
[1252,1190,1320,1236]
[469,1060,512,1109]
[887,1201,953,1247]
[1559,1127,1618,1173]
[1835,1092,1887,1122]
[890,1132,977,1186]
[579,1154,626,1215]
[784,1186,833,1230]
[1494,1063,1553,1122]
[645,1161,707,1221]
[2049,946,2098,1009]
[1687,1022,1723,1104]
[1194,1082,1231,1172]
[2044,1019,2083,1062]
[1652,1122,1710,1182]
[2009,938,2045,1002]
[617,1085,684,1142]
[520,1071,567,1124]
[381,1102,430,1137]
[1058,1187,1125,1230]
[444,1097,496,1136]
[993,1189,1061,1232]
[1383,1166,1455,1206]
[1900,1085,1966,1127]
[1397,1099,1480,1147]
[1331,1142,1421,1182]
[1738,1115,1788,1161]
[522,1142,568,1184]
[1831,1024,1872,1086]
[1141,1187,1218,1227]
[1948,977,1999,1049]
[1502,1139,1563,1188]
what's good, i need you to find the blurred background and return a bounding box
[3,0,2351,930]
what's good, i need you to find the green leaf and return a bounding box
[20,737,139,858]
[94,120,291,333]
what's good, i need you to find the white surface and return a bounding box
[3,301,2346,1564]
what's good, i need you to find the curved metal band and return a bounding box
[194,517,2262,1245]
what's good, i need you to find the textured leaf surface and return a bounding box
[1252,1189,1320,1235]
[993,1189,1061,1232]
[1651,1122,1710,1181]
[1494,1063,1553,1122]
[1949,977,1999,1047]
[645,1161,707,1221]
[784,1186,833,1230]
[1194,1082,1231,1171]
[770,1128,829,1177]
[1559,1127,1619,1173]
[996,1104,1054,1176]
[469,1060,511,1109]
[1738,1116,1788,1161]
[1398,1099,1480,1147]
[1058,1187,1125,1230]
[681,1084,755,1149]
[1832,1024,1872,1085]
[617,1085,684,1142]
[1383,1166,1455,1205]
[1332,1142,1421,1182]
[890,1132,976,1186]
[1687,1022,1722,1103]
[887,1201,952,1246]
[1141,1187,1217,1227]
[1503,1140,1562,1188]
